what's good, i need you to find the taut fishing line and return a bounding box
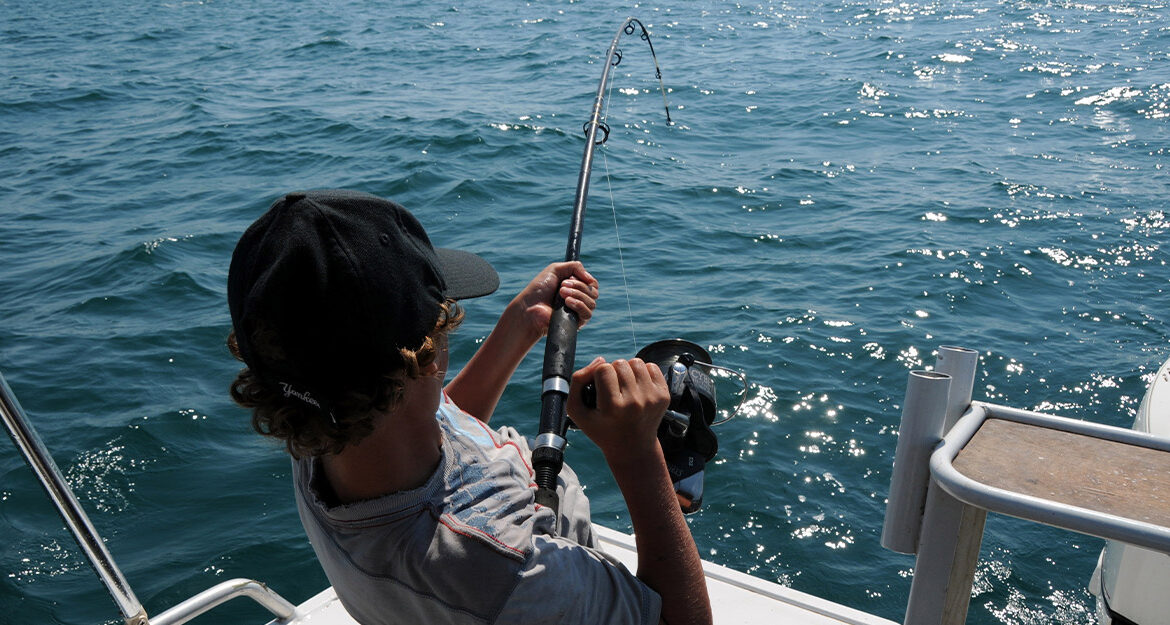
[594,44,641,355]
[600,151,639,353]
[597,36,639,353]
[531,17,747,520]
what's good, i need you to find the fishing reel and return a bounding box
[637,339,724,514]
[580,339,744,513]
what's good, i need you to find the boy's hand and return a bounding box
[567,357,670,461]
[447,262,596,424]
[512,261,598,341]
[568,358,713,625]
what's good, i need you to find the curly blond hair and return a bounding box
[228,301,463,458]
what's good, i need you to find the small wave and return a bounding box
[129,29,179,43]
[65,438,139,514]
[488,119,564,137]
[1075,85,1141,106]
[1,89,118,112]
[859,83,890,100]
[291,37,351,53]
[1020,62,1076,77]
[936,53,973,63]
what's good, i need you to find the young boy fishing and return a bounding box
[227,190,711,625]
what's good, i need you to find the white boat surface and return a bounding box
[274,524,896,625]
[1089,355,1170,625]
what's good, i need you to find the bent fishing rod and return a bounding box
[531,17,671,514]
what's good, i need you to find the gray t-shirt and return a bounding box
[293,392,662,625]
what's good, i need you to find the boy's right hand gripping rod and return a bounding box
[530,16,670,515]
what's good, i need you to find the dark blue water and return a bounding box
[2,1,1168,623]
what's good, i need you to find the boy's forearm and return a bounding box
[445,300,539,421]
[607,445,713,625]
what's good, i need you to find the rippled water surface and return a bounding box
[2,1,1169,623]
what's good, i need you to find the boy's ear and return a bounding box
[420,360,440,376]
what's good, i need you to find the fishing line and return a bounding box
[531,17,672,515]
[531,18,754,520]
[593,23,742,420]
[600,147,639,353]
[695,361,750,425]
[603,55,751,420]
[597,35,639,352]
[597,25,663,356]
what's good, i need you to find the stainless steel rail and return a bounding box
[931,400,1170,553]
[887,347,1170,625]
[2,371,299,624]
[1,372,147,625]
[151,578,297,625]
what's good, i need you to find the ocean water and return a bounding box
[2,0,1168,623]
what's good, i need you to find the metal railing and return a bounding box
[1,371,298,625]
[882,346,1170,624]
[932,401,1170,553]
[151,578,296,625]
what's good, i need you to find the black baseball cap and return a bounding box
[228,189,498,395]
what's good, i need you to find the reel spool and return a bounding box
[635,339,721,514]
[579,338,745,513]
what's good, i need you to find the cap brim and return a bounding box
[435,248,499,300]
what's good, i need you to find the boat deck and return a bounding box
[596,526,895,625]
[272,525,896,625]
[954,417,1170,527]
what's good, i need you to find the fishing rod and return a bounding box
[531,17,671,514]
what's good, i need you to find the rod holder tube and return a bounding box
[935,345,978,433]
[899,344,985,625]
[0,372,146,624]
[882,369,952,554]
[905,480,987,625]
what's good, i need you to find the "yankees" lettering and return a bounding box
[279,382,321,409]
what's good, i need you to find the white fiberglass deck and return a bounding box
[271,525,895,625]
[595,526,895,625]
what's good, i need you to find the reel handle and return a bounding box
[579,382,689,436]
[581,382,597,410]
